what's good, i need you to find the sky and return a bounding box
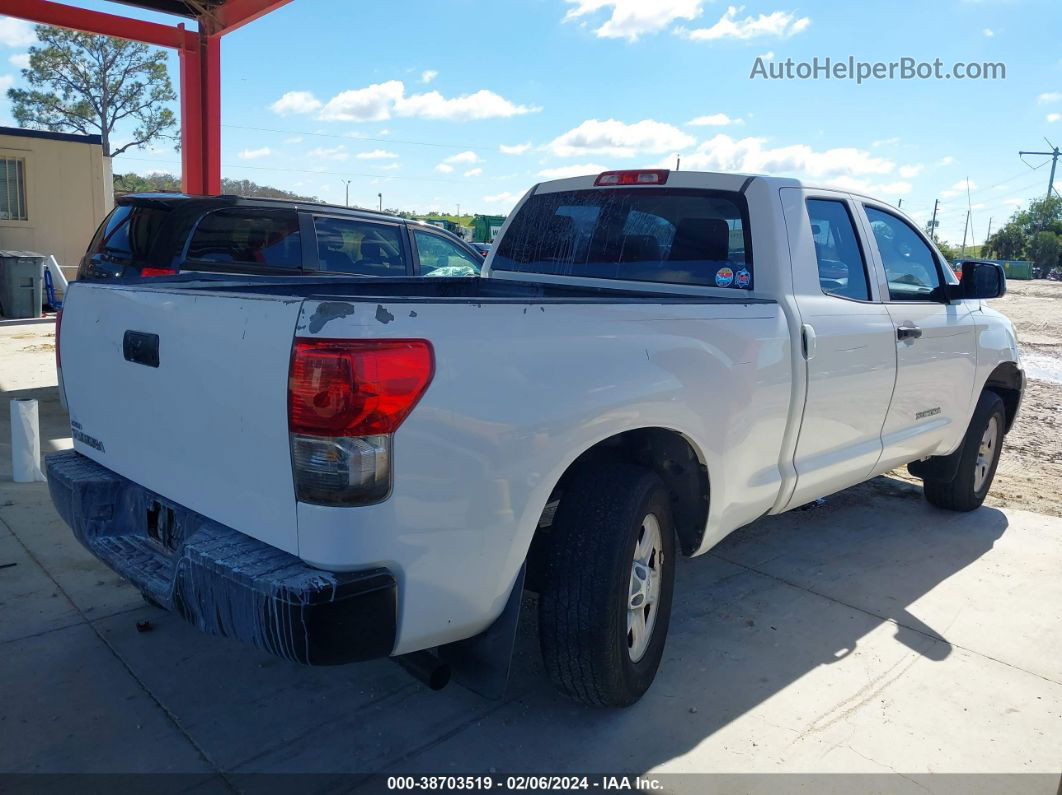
[0,0,1060,244]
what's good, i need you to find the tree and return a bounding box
[114,171,321,203]
[1029,231,1061,272]
[7,25,177,157]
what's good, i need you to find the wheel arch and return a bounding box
[525,427,710,592]
[983,361,1023,433]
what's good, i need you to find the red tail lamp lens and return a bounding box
[595,170,670,186]
[140,268,178,277]
[288,339,434,437]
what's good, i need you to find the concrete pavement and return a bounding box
[1,322,1060,788]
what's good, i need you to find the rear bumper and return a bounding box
[46,450,397,665]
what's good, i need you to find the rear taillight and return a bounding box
[140,267,177,278]
[55,308,63,371]
[288,338,434,505]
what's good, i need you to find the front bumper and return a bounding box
[46,450,396,665]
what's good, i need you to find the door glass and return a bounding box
[864,207,943,301]
[313,217,406,275]
[413,230,482,276]
[187,209,302,269]
[806,199,871,300]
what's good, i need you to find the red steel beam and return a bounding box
[201,32,222,195]
[2,0,196,49]
[178,28,204,194]
[209,0,292,35]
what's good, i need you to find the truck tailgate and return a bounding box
[59,283,303,554]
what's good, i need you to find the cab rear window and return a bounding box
[87,204,170,264]
[492,188,752,289]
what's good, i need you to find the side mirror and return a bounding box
[962,261,1007,299]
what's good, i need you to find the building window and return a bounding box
[0,157,28,221]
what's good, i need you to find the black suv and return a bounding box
[78,194,484,281]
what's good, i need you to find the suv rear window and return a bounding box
[186,208,302,269]
[492,188,752,289]
[87,204,170,264]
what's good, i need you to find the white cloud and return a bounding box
[758,50,775,61]
[9,53,30,69]
[270,90,323,115]
[0,19,35,47]
[464,168,483,177]
[1003,198,1024,206]
[826,175,912,196]
[482,191,521,209]
[872,137,900,147]
[443,150,481,164]
[941,178,976,198]
[434,163,454,173]
[547,118,695,158]
[686,113,743,127]
[379,162,401,171]
[283,136,303,145]
[500,142,533,155]
[563,0,702,41]
[355,149,399,160]
[308,145,349,161]
[537,163,611,179]
[680,6,811,41]
[1039,92,1062,104]
[899,164,923,178]
[317,80,404,121]
[664,134,896,181]
[421,69,438,84]
[1048,113,1061,123]
[238,146,272,160]
[291,80,539,122]
[0,74,14,93]
[397,88,540,121]
[936,156,956,167]
[983,28,994,37]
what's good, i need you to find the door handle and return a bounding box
[801,323,816,360]
[896,324,922,341]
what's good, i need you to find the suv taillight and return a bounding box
[288,338,434,505]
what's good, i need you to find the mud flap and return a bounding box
[438,564,526,699]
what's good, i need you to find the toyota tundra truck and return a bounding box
[48,169,1023,707]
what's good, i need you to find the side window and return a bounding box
[313,217,405,276]
[413,230,482,276]
[864,206,943,301]
[186,209,301,269]
[806,199,871,300]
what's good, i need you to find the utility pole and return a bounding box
[961,209,971,254]
[341,179,352,208]
[1018,140,1060,201]
[898,198,903,209]
[378,193,383,212]
[985,217,993,245]
[675,154,681,171]
[930,199,940,240]
[457,203,461,217]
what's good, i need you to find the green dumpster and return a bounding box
[999,260,1033,280]
[0,250,45,319]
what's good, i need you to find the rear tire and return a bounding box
[538,462,676,707]
[923,392,1006,512]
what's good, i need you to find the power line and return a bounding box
[1017,139,1060,201]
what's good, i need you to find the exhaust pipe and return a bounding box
[393,651,451,691]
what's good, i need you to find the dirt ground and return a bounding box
[889,279,1062,516]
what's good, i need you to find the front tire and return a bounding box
[538,462,676,707]
[923,392,1006,512]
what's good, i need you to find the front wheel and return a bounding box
[538,462,676,707]
[923,392,1006,512]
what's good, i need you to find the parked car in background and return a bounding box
[51,169,1021,708]
[470,242,492,258]
[78,194,484,281]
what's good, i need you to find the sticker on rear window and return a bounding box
[735,268,751,288]
[715,267,735,288]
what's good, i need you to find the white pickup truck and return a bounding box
[49,169,1023,706]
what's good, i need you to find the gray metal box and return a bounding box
[0,250,45,319]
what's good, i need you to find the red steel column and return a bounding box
[201,32,222,195]
[178,25,204,195]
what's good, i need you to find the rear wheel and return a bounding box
[923,392,1006,512]
[538,462,676,707]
